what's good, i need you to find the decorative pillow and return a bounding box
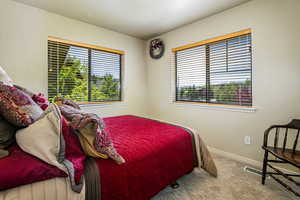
[0,116,17,158]
[14,85,50,111]
[0,66,13,86]
[0,82,43,127]
[16,104,86,192]
[32,93,49,110]
[14,84,34,97]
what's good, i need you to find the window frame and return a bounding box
[174,29,252,107]
[47,37,124,104]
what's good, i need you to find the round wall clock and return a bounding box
[149,39,165,59]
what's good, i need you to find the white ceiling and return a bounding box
[12,0,251,40]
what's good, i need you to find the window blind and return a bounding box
[48,39,122,103]
[175,32,252,106]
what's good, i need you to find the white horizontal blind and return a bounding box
[176,46,206,102]
[48,40,122,103]
[90,50,121,102]
[176,33,252,106]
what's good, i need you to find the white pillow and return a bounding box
[16,103,84,192]
[16,104,66,172]
[0,66,13,86]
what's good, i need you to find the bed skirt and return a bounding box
[0,177,85,200]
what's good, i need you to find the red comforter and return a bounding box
[0,115,197,199]
[98,115,195,200]
[0,144,67,190]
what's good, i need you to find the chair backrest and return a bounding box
[265,119,300,153]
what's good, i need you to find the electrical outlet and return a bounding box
[244,136,251,144]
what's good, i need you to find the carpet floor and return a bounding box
[152,154,296,200]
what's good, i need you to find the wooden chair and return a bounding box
[262,119,300,197]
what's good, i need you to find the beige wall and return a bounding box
[145,0,300,162]
[0,0,149,117]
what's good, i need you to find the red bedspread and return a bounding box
[98,115,195,200]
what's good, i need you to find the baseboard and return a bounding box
[208,146,262,169]
[208,146,297,174]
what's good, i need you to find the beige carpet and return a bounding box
[152,154,296,200]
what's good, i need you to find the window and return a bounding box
[48,37,123,103]
[174,29,252,106]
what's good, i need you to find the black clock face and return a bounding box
[150,39,164,59]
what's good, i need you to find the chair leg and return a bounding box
[262,151,268,185]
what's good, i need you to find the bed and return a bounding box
[0,115,217,200]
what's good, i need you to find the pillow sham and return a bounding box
[0,82,43,127]
[16,103,85,192]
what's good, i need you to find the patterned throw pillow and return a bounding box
[14,85,50,111]
[0,82,43,127]
[32,93,49,110]
[13,85,34,97]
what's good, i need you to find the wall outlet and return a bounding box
[244,136,251,144]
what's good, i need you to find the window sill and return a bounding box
[78,100,122,107]
[173,101,256,113]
